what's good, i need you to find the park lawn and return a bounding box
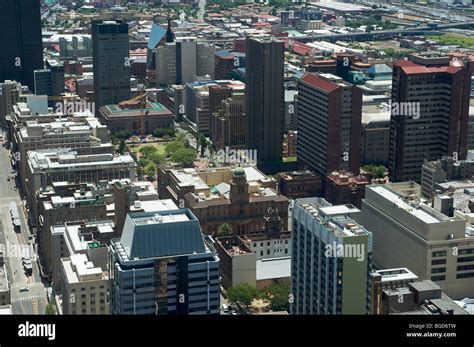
[428,33,474,49]
[131,143,166,155]
[283,156,297,163]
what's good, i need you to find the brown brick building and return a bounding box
[158,166,289,235]
[324,170,370,208]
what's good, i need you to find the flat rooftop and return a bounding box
[132,212,190,225]
[256,257,291,281]
[375,268,419,283]
[62,254,104,283]
[370,185,446,224]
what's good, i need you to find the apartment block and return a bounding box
[297,72,362,177]
[291,198,372,314]
[388,54,473,182]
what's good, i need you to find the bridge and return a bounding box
[294,21,474,43]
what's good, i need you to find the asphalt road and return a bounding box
[0,135,48,314]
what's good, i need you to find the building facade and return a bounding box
[92,20,131,111]
[245,37,284,163]
[291,198,372,314]
[0,0,43,91]
[110,209,220,315]
[360,182,474,299]
[297,73,362,177]
[388,54,473,182]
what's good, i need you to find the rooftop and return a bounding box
[256,257,291,281]
[117,209,207,260]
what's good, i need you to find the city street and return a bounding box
[0,134,48,314]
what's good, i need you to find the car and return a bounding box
[222,304,229,313]
[19,287,29,292]
[231,310,237,315]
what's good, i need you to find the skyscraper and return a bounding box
[110,209,220,315]
[388,54,473,182]
[0,0,44,91]
[297,72,362,177]
[291,198,372,314]
[92,20,131,111]
[245,37,284,163]
[34,69,53,96]
[156,39,215,86]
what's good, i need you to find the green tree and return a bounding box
[165,141,185,156]
[112,130,132,141]
[362,164,386,179]
[152,128,175,138]
[218,223,233,237]
[366,25,374,33]
[176,132,187,143]
[198,135,208,157]
[144,162,157,179]
[264,283,291,312]
[149,151,165,164]
[138,158,151,168]
[171,148,196,166]
[139,145,157,157]
[45,303,56,315]
[227,283,259,309]
[118,139,126,154]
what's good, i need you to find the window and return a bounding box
[431,259,446,265]
[432,251,447,258]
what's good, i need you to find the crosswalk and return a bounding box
[11,282,44,290]
[12,294,46,303]
[32,299,38,314]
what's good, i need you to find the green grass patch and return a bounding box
[428,33,474,49]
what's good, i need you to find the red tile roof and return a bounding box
[395,59,462,75]
[291,41,314,56]
[300,73,341,93]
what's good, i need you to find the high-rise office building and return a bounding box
[92,20,131,111]
[245,37,284,163]
[291,198,372,314]
[211,92,246,150]
[110,209,220,315]
[0,0,43,91]
[388,54,473,182]
[156,39,215,86]
[46,59,65,98]
[297,72,362,177]
[34,70,53,96]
